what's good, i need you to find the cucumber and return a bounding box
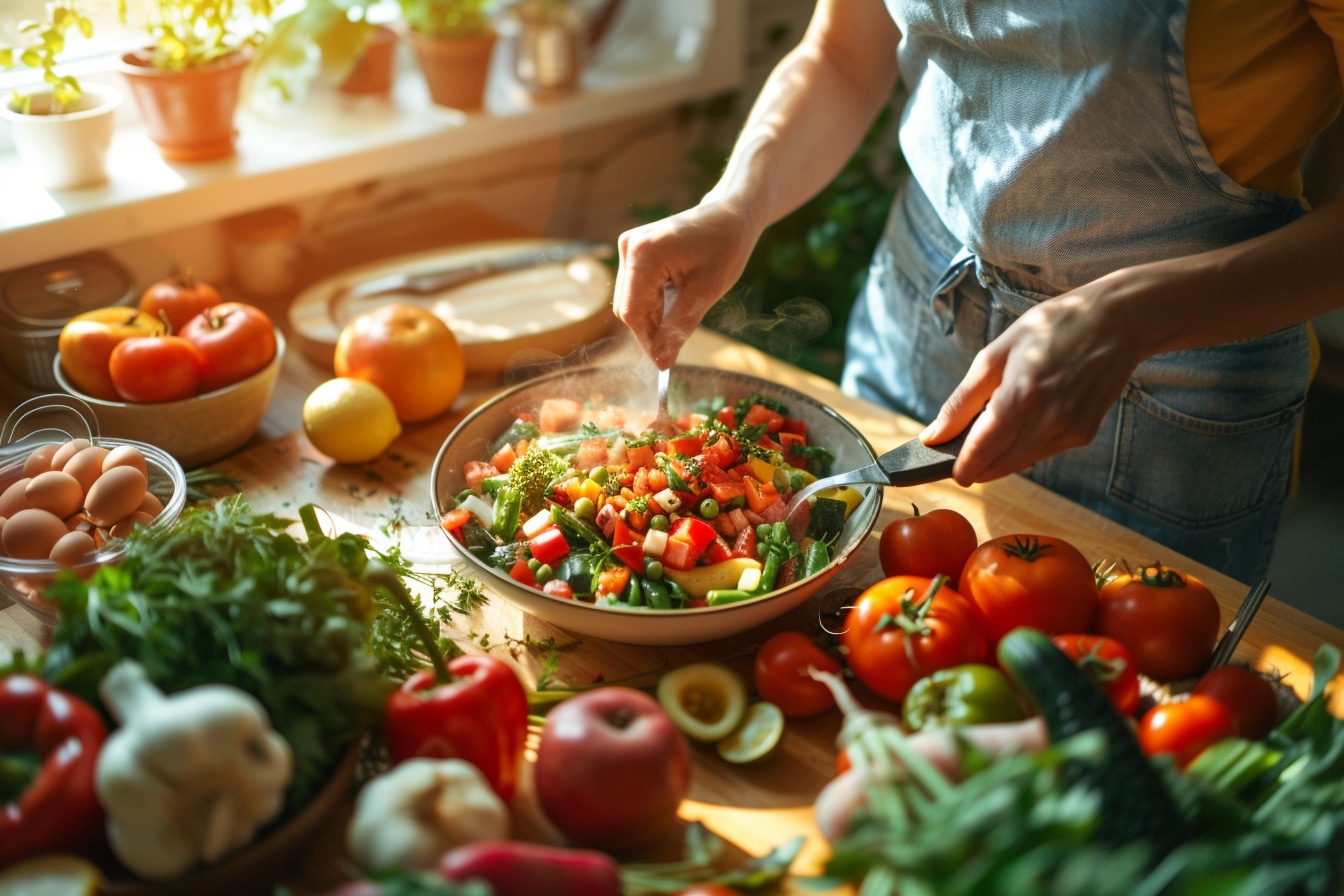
[997,627,1187,852]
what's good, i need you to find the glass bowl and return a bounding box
[429,364,882,646]
[0,396,188,627]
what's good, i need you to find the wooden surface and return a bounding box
[4,318,1344,894]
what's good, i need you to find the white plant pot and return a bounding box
[1,83,121,190]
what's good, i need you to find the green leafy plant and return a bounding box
[118,0,276,70]
[247,0,379,104]
[0,0,93,111]
[397,0,494,38]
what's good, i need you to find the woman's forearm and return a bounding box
[703,0,901,239]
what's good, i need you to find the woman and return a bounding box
[612,0,1344,583]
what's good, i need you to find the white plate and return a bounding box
[288,239,616,373]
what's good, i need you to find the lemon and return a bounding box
[0,855,102,896]
[303,377,403,464]
[717,700,785,764]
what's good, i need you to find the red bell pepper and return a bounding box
[529,526,570,566]
[0,675,108,868]
[367,562,530,802]
[661,516,719,571]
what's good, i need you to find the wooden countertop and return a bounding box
[4,320,1344,895]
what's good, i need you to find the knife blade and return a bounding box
[343,241,614,302]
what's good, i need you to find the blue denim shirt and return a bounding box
[844,0,1312,582]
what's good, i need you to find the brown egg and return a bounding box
[49,529,98,568]
[62,445,111,493]
[84,466,148,528]
[137,491,165,518]
[51,439,92,470]
[22,443,60,478]
[108,511,155,541]
[0,478,32,519]
[2,508,69,560]
[102,445,148,478]
[25,471,85,520]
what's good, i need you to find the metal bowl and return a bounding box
[429,364,881,646]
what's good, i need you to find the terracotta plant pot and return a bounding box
[340,24,399,95]
[117,49,251,162]
[0,83,121,190]
[405,29,497,111]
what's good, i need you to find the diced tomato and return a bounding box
[515,438,530,457]
[732,525,757,559]
[730,462,757,480]
[778,431,807,465]
[489,441,518,473]
[686,595,710,609]
[668,434,706,457]
[662,536,700,572]
[696,460,730,483]
[715,406,737,428]
[670,516,718,552]
[778,417,806,439]
[625,443,656,474]
[610,517,646,572]
[543,579,574,599]
[703,536,733,566]
[539,398,584,433]
[440,508,472,531]
[465,460,500,493]
[756,435,783,452]
[712,514,737,539]
[743,403,785,432]
[510,556,538,587]
[708,481,746,506]
[648,467,669,493]
[758,500,788,524]
[529,527,570,565]
[625,506,650,533]
[701,432,741,469]
[574,438,609,471]
[745,477,782,513]
[596,566,632,598]
[631,468,650,496]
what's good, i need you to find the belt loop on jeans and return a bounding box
[929,246,976,335]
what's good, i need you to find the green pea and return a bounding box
[728,495,746,509]
[535,563,553,583]
[644,560,664,581]
[573,496,596,519]
[527,557,541,572]
[589,466,610,485]
[698,498,720,519]
[649,514,670,531]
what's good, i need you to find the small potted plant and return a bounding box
[397,0,498,111]
[115,0,275,160]
[0,1,121,189]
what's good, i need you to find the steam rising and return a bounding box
[702,295,832,363]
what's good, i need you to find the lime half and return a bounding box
[0,855,102,896]
[717,701,785,764]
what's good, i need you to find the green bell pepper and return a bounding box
[901,663,1026,731]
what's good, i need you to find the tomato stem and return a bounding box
[1138,563,1187,588]
[999,535,1053,562]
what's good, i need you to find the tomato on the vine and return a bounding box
[878,504,979,581]
[752,630,842,718]
[957,534,1098,650]
[108,335,203,402]
[1137,694,1236,768]
[840,575,987,704]
[1051,633,1141,717]
[1093,563,1221,682]
[1193,664,1280,740]
[179,302,277,393]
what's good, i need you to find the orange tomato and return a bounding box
[58,307,167,400]
[333,304,465,423]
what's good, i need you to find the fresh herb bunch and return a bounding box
[817,645,1344,896]
[1,0,93,110]
[38,495,480,811]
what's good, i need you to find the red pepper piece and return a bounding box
[0,675,108,867]
[529,526,570,566]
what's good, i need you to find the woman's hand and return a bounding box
[920,277,1148,485]
[612,199,759,369]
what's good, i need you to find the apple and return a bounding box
[57,307,167,400]
[532,687,690,852]
[333,303,465,423]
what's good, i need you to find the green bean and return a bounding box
[643,578,671,610]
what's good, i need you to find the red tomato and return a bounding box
[179,302,277,393]
[1093,564,1221,682]
[1137,695,1236,768]
[108,335,203,402]
[753,631,843,718]
[533,687,690,852]
[957,534,1098,650]
[137,269,222,333]
[878,504,979,581]
[840,575,988,704]
[1050,633,1142,717]
[57,307,166,400]
[1193,664,1280,740]
[676,887,743,896]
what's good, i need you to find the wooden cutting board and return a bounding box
[287,239,617,373]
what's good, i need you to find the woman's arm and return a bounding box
[613,0,901,367]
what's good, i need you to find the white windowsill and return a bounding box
[0,0,744,270]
